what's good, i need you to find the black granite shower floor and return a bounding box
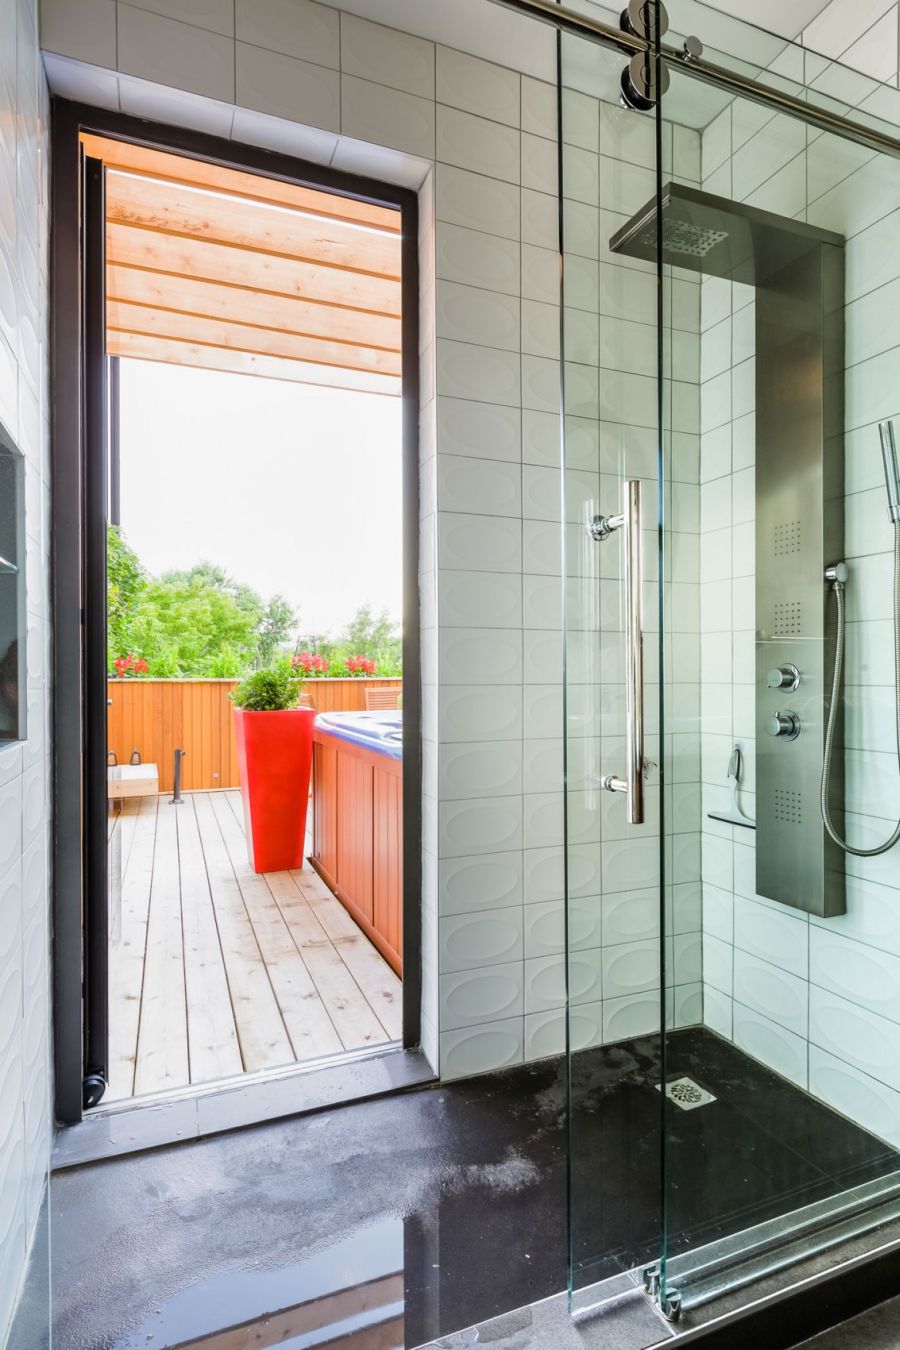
[569,1028,900,1291]
[48,1028,900,1350]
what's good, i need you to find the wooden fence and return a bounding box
[107,677,403,792]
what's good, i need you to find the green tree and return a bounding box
[163,562,262,621]
[129,573,260,676]
[159,563,297,669]
[343,605,397,653]
[107,525,146,667]
[107,539,301,677]
[297,606,402,677]
[257,595,297,666]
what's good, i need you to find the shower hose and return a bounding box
[821,519,900,856]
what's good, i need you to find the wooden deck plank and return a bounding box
[107,796,158,1101]
[265,870,392,1051]
[224,789,244,827]
[209,794,343,1063]
[192,792,295,1073]
[118,796,143,873]
[178,798,243,1085]
[133,796,189,1096]
[293,869,403,1042]
[107,789,400,1101]
[108,797,141,936]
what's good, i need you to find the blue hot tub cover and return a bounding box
[314,710,403,760]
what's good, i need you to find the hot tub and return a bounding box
[311,711,403,976]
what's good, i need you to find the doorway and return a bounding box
[52,108,421,1124]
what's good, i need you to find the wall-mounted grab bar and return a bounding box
[591,480,645,824]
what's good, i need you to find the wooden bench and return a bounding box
[108,762,159,801]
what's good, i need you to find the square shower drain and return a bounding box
[655,1077,717,1111]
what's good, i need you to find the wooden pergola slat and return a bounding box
[83,133,404,395]
[108,300,403,376]
[106,171,402,280]
[106,226,403,318]
[81,132,402,234]
[107,267,402,354]
[109,330,401,397]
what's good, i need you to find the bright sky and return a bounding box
[118,359,403,638]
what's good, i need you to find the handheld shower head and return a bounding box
[879,420,900,524]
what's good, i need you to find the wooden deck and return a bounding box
[106,790,402,1102]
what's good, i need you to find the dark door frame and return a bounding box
[50,99,422,1126]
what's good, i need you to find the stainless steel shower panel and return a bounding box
[756,243,846,917]
[611,184,846,918]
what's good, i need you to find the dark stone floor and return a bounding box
[570,1029,900,1292]
[49,1028,900,1350]
[796,1295,900,1350]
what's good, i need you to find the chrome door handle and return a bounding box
[591,479,645,824]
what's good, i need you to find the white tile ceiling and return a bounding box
[696,0,833,41]
[312,0,558,81]
[311,0,835,82]
[311,0,900,106]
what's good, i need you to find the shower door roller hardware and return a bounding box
[592,480,645,824]
[766,711,801,740]
[642,1266,682,1322]
[766,663,800,691]
[620,0,668,41]
[621,51,671,110]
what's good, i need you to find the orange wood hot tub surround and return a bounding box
[311,728,403,977]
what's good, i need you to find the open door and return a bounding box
[57,119,421,1123]
[81,152,110,1107]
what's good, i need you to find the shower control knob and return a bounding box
[766,711,801,740]
[766,663,800,691]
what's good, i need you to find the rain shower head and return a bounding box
[609,182,844,284]
[879,420,900,524]
[624,211,729,262]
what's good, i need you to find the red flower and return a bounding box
[345,655,376,676]
[292,652,329,675]
[113,654,147,677]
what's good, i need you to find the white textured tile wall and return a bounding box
[0,0,52,1343]
[698,35,900,1148]
[37,0,547,1082]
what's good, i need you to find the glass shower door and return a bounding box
[559,25,669,1317]
[564,9,900,1327]
[653,49,900,1320]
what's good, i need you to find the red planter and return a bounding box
[233,707,315,873]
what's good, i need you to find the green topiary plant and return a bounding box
[230,664,301,712]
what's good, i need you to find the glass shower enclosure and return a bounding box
[558,0,900,1329]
